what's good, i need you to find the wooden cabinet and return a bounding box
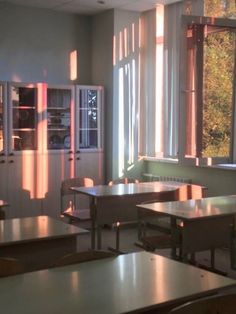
[0,82,104,218]
[0,82,42,218]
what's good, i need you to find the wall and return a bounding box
[0,3,91,85]
[145,160,236,197]
[91,10,114,181]
[92,10,140,181]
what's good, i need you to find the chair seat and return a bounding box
[141,234,173,251]
[62,209,91,221]
[146,217,171,234]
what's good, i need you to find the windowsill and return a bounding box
[143,157,236,170]
[143,156,178,164]
[207,164,236,170]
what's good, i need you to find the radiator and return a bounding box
[142,173,192,183]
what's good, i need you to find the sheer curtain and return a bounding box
[139,3,183,159]
[163,3,183,158]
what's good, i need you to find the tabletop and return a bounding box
[0,215,88,246]
[137,195,236,221]
[0,200,9,207]
[0,251,235,314]
[71,181,185,198]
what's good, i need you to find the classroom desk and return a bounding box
[0,200,9,219]
[0,215,88,271]
[71,181,185,249]
[137,195,236,268]
[0,251,235,314]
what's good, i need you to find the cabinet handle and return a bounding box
[76,150,80,153]
[0,153,5,156]
[9,153,14,156]
[9,160,14,163]
[68,151,73,154]
[68,158,73,161]
[0,160,5,163]
[76,157,80,160]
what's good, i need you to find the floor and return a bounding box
[70,218,236,281]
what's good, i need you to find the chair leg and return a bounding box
[190,252,196,264]
[210,248,215,269]
[116,222,120,251]
[97,225,102,250]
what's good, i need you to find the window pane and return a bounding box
[79,109,98,129]
[47,88,71,150]
[11,86,37,151]
[202,27,235,157]
[79,130,98,149]
[13,130,36,150]
[205,0,236,18]
[0,85,4,152]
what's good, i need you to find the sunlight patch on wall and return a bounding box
[155,5,164,154]
[118,67,125,177]
[114,18,140,177]
[70,50,77,81]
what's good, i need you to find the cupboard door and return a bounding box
[0,83,8,206]
[7,154,42,218]
[75,151,104,185]
[75,86,103,151]
[6,83,42,218]
[9,84,38,152]
[47,86,74,151]
[41,152,74,218]
[74,85,104,185]
[42,85,75,217]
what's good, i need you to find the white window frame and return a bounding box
[179,15,236,167]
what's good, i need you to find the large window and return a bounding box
[179,15,236,165]
[139,4,180,160]
[140,1,236,167]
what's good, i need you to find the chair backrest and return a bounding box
[60,177,94,214]
[108,177,139,186]
[174,184,207,201]
[140,184,206,205]
[170,293,236,314]
[0,257,25,277]
[52,250,117,268]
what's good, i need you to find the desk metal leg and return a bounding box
[230,223,236,270]
[90,198,96,250]
[97,225,102,250]
[171,217,178,260]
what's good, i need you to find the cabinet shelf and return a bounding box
[48,128,69,131]
[13,106,36,109]
[13,128,36,131]
[47,107,70,111]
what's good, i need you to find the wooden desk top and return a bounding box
[0,215,88,246]
[71,181,185,198]
[137,195,236,221]
[0,251,235,314]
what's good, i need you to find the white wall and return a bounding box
[0,3,91,84]
[91,10,114,181]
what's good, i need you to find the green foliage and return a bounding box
[205,0,236,18]
[202,30,234,157]
[202,0,236,157]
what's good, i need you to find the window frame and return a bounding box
[179,14,236,166]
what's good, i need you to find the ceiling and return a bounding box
[0,0,182,15]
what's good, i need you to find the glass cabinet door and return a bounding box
[76,86,103,150]
[10,84,37,151]
[47,87,73,150]
[0,83,6,154]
